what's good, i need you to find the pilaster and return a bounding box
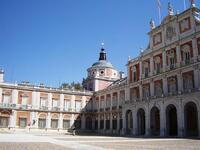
[60,94,64,111]
[12,89,18,104]
[48,93,52,111]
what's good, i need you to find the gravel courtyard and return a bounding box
[0,131,200,150]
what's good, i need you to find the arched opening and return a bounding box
[137,108,145,135]
[150,107,160,136]
[184,102,198,137]
[38,113,47,129]
[166,104,177,136]
[85,116,92,130]
[0,110,11,128]
[126,110,133,135]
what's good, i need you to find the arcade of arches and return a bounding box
[123,101,200,137]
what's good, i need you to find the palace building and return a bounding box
[1,2,200,137]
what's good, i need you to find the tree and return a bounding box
[60,81,83,90]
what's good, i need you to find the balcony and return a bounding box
[52,107,60,111]
[100,108,104,112]
[153,68,163,75]
[166,63,177,71]
[0,103,11,108]
[180,58,194,67]
[40,106,48,110]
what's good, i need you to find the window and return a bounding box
[3,95,10,104]
[168,77,177,94]
[38,119,46,129]
[0,117,9,128]
[40,98,47,107]
[184,51,190,64]
[63,120,70,129]
[182,44,191,65]
[52,99,59,108]
[183,74,194,91]
[51,119,58,129]
[19,118,27,128]
[144,68,149,78]
[143,86,150,98]
[75,101,81,112]
[64,100,71,111]
[21,96,28,105]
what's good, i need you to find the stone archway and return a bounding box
[137,108,145,135]
[150,106,160,136]
[126,110,133,135]
[184,102,198,137]
[85,116,92,130]
[166,104,177,136]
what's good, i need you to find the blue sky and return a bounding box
[0,0,199,87]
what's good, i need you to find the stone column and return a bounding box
[150,56,154,76]
[103,113,106,131]
[132,109,137,136]
[70,114,75,127]
[32,91,36,109]
[177,100,184,137]
[139,85,143,101]
[46,112,51,129]
[145,106,150,136]
[150,81,154,97]
[125,87,130,101]
[0,88,2,103]
[117,112,120,131]
[59,94,64,111]
[176,45,181,67]
[160,103,166,137]
[48,93,52,111]
[98,114,100,130]
[9,110,16,128]
[163,77,168,96]
[12,89,18,105]
[122,110,126,135]
[117,91,120,109]
[71,95,75,112]
[162,50,166,72]
[36,92,40,109]
[30,111,37,128]
[139,61,143,79]
[110,93,113,111]
[177,73,183,94]
[198,107,200,137]
[81,114,86,130]
[194,69,200,89]
[192,38,198,62]
[82,96,86,112]
[58,113,63,130]
[110,113,113,133]
[32,91,40,109]
[92,117,95,130]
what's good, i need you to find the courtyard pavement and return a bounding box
[0,130,200,150]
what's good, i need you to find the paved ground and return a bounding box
[0,131,200,150]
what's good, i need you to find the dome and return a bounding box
[92,60,114,68]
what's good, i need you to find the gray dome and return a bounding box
[92,60,114,68]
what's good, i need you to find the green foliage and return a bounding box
[60,81,83,90]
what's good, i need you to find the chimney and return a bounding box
[119,71,125,79]
[0,69,4,83]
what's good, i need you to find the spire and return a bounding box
[150,18,155,30]
[99,43,107,61]
[168,2,174,16]
[190,0,196,8]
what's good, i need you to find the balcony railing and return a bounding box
[52,107,60,111]
[180,58,194,67]
[153,68,163,75]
